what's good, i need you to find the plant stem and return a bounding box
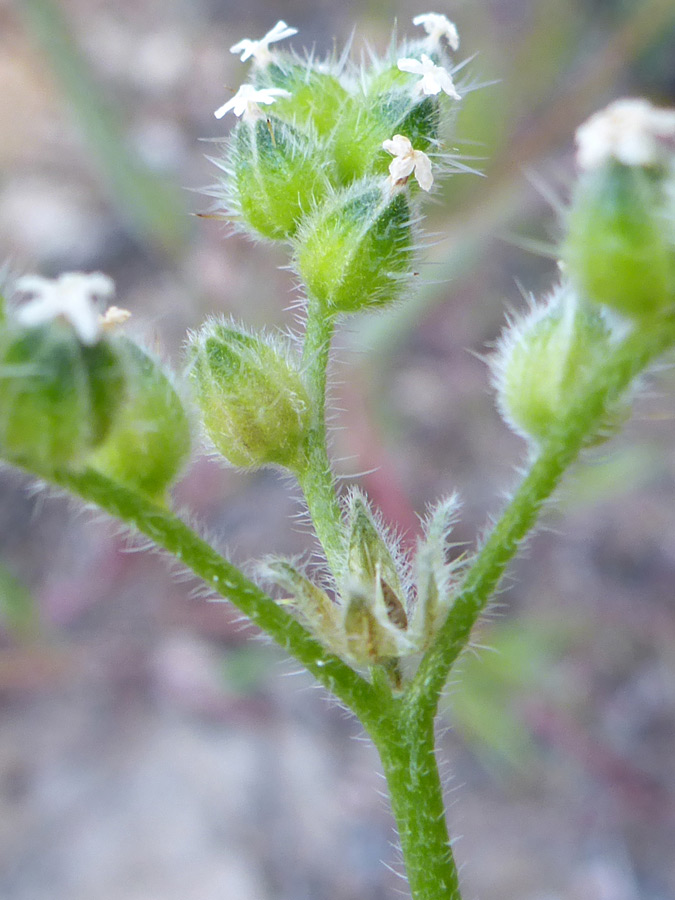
[297,301,346,578]
[373,713,461,900]
[408,314,675,720]
[51,466,377,718]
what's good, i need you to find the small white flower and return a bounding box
[383,134,434,191]
[397,54,461,100]
[576,98,675,171]
[230,20,298,66]
[412,13,460,51]
[214,84,291,121]
[14,272,116,346]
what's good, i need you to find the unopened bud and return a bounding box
[295,179,414,313]
[0,322,125,471]
[188,320,311,471]
[494,288,619,444]
[564,161,675,319]
[226,116,330,240]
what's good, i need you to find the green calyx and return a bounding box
[188,320,312,471]
[0,322,125,471]
[295,179,414,313]
[229,116,331,241]
[90,338,191,502]
[330,90,441,185]
[564,161,675,319]
[496,289,621,445]
[256,59,350,138]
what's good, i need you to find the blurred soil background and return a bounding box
[0,0,675,898]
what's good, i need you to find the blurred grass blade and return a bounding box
[18,0,190,255]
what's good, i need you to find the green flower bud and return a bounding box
[295,179,414,313]
[226,116,330,241]
[330,90,441,185]
[494,288,619,445]
[90,338,191,501]
[564,162,675,319]
[188,320,311,471]
[0,322,125,471]
[256,60,350,137]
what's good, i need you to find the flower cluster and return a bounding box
[211,14,464,221]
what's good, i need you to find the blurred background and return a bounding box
[1,1,675,898]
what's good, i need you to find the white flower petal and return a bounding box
[412,151,434,191]
[397,57,425,76]
[389,154,416,183]
[433,66,461,101]
[229,39,257,62]
[383,134,414,157]
[383,133,434,191]
[576,98,675,170]
[264,20,298,44]
[412,13,460,51]
[229,20,298,64]
[214,84,290,121]
[397,55,461,100]
[14,272,115,345]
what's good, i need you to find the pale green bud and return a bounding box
[330,88,441,185]
[90,338,191,501]
[256,59,350,138]
[0,322,125,471]
[494,287,619,445]
[188,320,311,471]
[226,116,330,241]
[564,162,675,319]
[295,179,414,314]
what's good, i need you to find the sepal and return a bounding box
[226,116,331,240]
[90,338,192,501]
[294,178,415,313]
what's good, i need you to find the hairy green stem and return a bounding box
[408,315,675,722]
[373,715,461,900]
[298,301,346,577]
[51,467,377,720]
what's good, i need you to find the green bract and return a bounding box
[90,338,191,502]
[564,161,675,319]
[295,179,414,313]
[0,322,125,471]
[227,116,331,241]
[188,320,311,471]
